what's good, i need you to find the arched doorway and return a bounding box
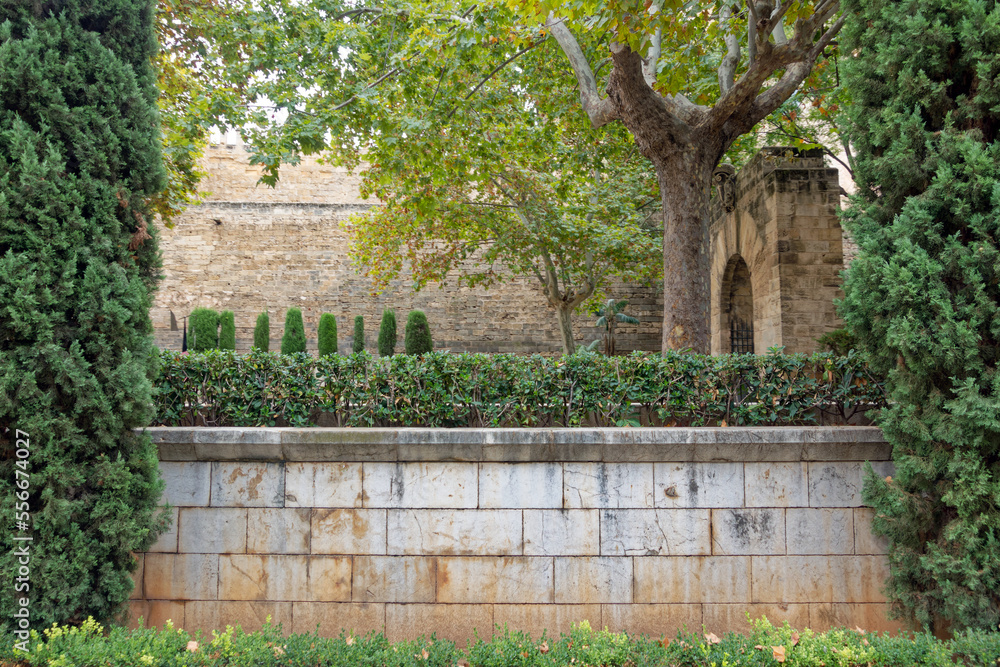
[721,255,754,354]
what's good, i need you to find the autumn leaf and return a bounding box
[422,648,430,660]
[539,641,549,653]
[772,645,786,662]
[790,631,800,647]
[345,635,355,646]
[186,641,199,652]
[659,636,671,648]
[704,632,721,644]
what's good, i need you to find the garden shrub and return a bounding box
[190,307,219,351]
[318,313,338,357]
[378,309,397,357]
[404,310,433,354]
[280,308,306,355]
[0,0,169,630]
[353,315,365,353]
[219,310,236,350]
[253,312,269,351]
[840,0,1000,632]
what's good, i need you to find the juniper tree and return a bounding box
[281,308,306,354]
[219,310,236,350]
[253,311,270,351]
[840,0,1000,632]
[317,313,337,357]
[352,316,365,354]
[0,0,169,628]
[189,307,219,351]
[378,309,397,357]
[404,311,433,355]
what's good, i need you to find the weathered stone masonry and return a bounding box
[131,427,905,642]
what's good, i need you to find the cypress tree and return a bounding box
[352,315,365,353]
[219,310,236,351]
[840,0,1000,631]
[0,0,169,628]
[378,309,397,357]
[253,311,270,351]
[189,307,219,351]
[317,313,338,356]
[281,308,306,354]
[404,310,433,355]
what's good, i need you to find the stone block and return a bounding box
[184,601,292,635]
[703,604,809,633]
[159,462,211,506]
[284,462,363,508]
[809,603,915,634]
[711,509,785,556]
[601,510,711,556]
[745,463,808,507]
[363,462,477,508]
[554,557,631,604]
[143,601,186,630]
[291,602,385,636]
[479,463,563,508]
[178,508,247,554]
[437,556,552,604]
[144,554,219,600]
[312,509,387,555]
[247,508,310,554]
[523,510,599,556]
[808,462,862,507]
[149,507,179,553]
[602,604,703,638]
[634,556,750,603]
[751,555,889,603]
[387,510,522,556]
[211,462,284,507]
[353,556,436,603]
[386,604,493,647]
[654,463,744,508]
[219,554,310,601]
[494,604,601,638]
[564,463,654,508]
[309,556,354,602]
[786,508,853,555]
[854,508,889,555]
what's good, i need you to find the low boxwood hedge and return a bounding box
[4,616,999,667]
[153,349,885,428]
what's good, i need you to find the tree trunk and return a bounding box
[556,304,576,355]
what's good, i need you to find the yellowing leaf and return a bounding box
[772,645,786,662]
[704,632,721,644]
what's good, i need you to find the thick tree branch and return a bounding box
[642,27,662,88]
[608,46,693,153]
[719,5,741,94]
[545,13,618,128]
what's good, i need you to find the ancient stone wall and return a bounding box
[131,427,906,642]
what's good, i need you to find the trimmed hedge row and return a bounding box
[6,617,1000,667]
[153,349,885,428]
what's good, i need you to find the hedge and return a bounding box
[152,349,885,428]
[5,616,1000,667]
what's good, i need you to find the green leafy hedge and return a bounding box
[5,616,1000,667]
[153,349,885,428]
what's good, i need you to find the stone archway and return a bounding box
[721,255,755,354]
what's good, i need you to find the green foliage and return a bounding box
[6,615,1000,667]
[0,0,168,629]
[280,308,306,355]
[219,310,236,351]
[593,299,640,357]
[817,328,857,357]
[404,311,433,355]
[253,312,270,352]
[840,0,1000,632]
[378,309,397,357]
[153,349,885,429]
[318,313,338,357]
[352,315,365,354]
[189,307,220,351]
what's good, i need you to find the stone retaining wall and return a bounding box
[132,427,904,643]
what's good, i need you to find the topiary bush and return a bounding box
[0,0,169,631]
[353,315,365,353]
[840,0,1000,632]
[378,309,397,357]
[317,313,338,357]
[218,310,235,351]
[281,308,306,355]
[404,310,433,355]
[189,307,219,351]
[253,312,269,351]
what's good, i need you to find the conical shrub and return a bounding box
[190,307,220,351]
[219,310,236,350]
[253,312,270,351]
[378,309,397,357]
[404,310,433,355]
[353,315,365,353]
[318,313,338,356]
[281,308,307,354]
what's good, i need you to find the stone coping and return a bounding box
[148,426,888,463]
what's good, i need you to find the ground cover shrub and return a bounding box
[378,309,397,357]
[219,310,236,350]
[190,307,220,351]
[153,348,885,428]
[0,0,169,630]
[253,312,269,351]
[318,313,338,356]
[404,310,433,354]
[353,315,365,353]
[280,308,306,355]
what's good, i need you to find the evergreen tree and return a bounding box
[281,308,306,354]
[352,315,365,354]
[404,310,433,355]
[253,311,270,351]
[317,313,338,357]
[219,310,235,350]
[840,0,1000,632]
[189,307,219,351]
[0,0,169,628]
[378,309,397,357]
